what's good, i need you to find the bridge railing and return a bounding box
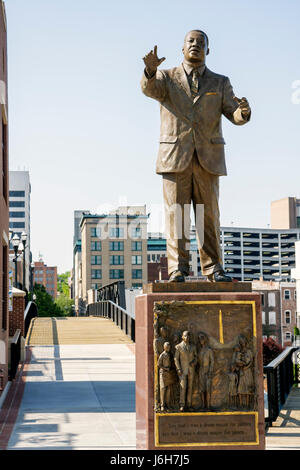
[24,301,38,337]
[87,300,135,342]
[264,346,299,425]
[9,329,21,380]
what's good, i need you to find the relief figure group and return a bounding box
[154,325,254,413]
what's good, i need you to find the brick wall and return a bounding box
[9,294,25,337]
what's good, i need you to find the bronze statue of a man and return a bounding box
[141,30,251,282]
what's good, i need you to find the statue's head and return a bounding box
[182,30,209,64]
[163,341,171,352]
[182,330,190,343]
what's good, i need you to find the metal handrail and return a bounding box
[87,299,135,341]
[264,346,298,425]
[9,328,21,380]
[24,301,38,337]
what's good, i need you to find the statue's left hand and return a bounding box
[235,96,251,118]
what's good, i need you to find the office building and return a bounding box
[147,226,300,282]
[0,0,9,398]
[271,197,300,229]
[80,206,148,305]
[9,171,31,289]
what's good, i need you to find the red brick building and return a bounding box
[33,260,57,299]
[280,283,297,347]
[0,0,9,399]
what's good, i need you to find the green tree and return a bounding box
[32,284,64,317]
[57,271,71,297]
[55,293,74,316]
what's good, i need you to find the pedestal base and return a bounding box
[135,283,265,450]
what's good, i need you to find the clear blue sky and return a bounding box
[5,0,300,273]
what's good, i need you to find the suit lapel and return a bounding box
[174,65,218,104]
[174,64,192,99]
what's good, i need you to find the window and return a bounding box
[284,289,290,300]
[268,293,276,307]
[9,190,25,197]
[109,241,124,251]
[91,283,101,290]
[132,283,143,288]
[109,227,124,238]
[9,201,25,208]
[91,255,102,265]
[9,211,25,218]
[132,269,142,279]
[132,255,142,265]
[132,241,142,251]
[110,269,124,279]
[110,255,124,265]
[269,311,276,325]
[285,332,292,342]
[147,254,150,262]
[295,290,297,300]
[262,311,265,324]
[91,226,101,238]
[91,241,101,251]
[285,310,291,324]
[9,222,25,229]
[261,294,264,306]
[91,269,102,279]
[131,226,141,239]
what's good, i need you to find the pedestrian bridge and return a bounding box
[0,316,299,450]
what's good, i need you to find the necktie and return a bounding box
[191,69,199,97]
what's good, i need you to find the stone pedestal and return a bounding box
[135,282,265,450]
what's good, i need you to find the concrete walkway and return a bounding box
[0,317,136,450]
[265,386,300,450]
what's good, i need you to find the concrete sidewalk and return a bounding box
[6,343,136,450]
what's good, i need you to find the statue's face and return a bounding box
[199,334,206,345]
[182,331,190,343]
[182,30,209,63]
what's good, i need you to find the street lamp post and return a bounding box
[30,261,35,296]
[11,233,21,288]
[21,231,27,291]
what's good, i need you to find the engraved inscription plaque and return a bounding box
[156,412,258,446]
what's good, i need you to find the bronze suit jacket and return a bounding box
[141,64,250,176]
[174,341,197,376]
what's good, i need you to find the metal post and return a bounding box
[14,247,18,288]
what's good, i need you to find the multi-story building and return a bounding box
[148,226,300,282]
[9,170,31,289]
[80,206,149,304]
[280,282,297,346]
[271,197,300,229]
[252,280,282,345]
[252,280,297,347]
[33,259,57,299]
[73,240,84,315]
[220,227,300,282]
[0,0,9,400]
[71,210,88,301]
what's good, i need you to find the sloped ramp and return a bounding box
[26,317,133,346]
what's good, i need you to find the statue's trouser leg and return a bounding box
[179,375,188,408]
[187,369,195,407]
[162,153,222,277]
[191,154,222,275]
